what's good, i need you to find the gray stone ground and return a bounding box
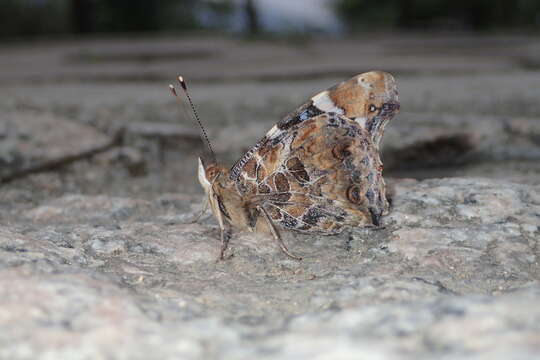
[0,34,539,359]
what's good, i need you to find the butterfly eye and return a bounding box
[368,104,377,113]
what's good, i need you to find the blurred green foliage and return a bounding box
[336,0,540,30]
[88,0,199,33]
[0,0,71,38]
[0,0,201,38]
[1,0,539,39]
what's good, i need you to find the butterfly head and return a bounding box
[198,157,223,217]
[198,157,248,230]
[198,158,225,194]
[199,156,236,195]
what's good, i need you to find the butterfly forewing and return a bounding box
[230,71,398,184]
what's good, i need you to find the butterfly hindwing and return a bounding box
[241,112,388,233]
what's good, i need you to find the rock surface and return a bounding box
[1,34,540,359]
[1,178,539,359]
[0,111,113,181]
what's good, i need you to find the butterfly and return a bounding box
[170,71,399,260]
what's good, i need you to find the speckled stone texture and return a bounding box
[1,178,539,359]
[0,111,112,180]
[2,34,540,359]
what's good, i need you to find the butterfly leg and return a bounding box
[189,196,209,224]
[219,225,232,260]
[210,193,233,260]
[258,206,302,260]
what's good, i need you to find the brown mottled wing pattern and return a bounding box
[235,112,387,234]
[229,71,398,182]
[309,71,400,147]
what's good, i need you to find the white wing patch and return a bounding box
[311,91,344,115]
[354,116,367,129]
[266,125,280,139]
[357,76,374,90]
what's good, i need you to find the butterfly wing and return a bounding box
[236,112,387,234]
[229,71,399,182]
[274,71,399,145]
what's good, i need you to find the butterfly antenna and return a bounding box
[169,77,216,164]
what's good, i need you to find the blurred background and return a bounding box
[2,0,540,37]
[1,0,540,203]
